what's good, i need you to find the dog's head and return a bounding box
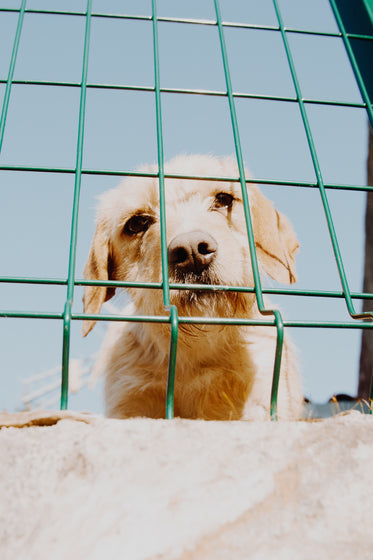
[82,154,299,336]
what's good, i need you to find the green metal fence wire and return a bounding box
[0,0,26,153]
[329,0,373,129]
[365,0,373,22]
[273,0,373,325]
[60,0,92,410]
[151,0,179,419]
[0,0,373,418]
[214,0,285,420]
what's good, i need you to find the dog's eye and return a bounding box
[214,192,234,208]
[124,214,154,235]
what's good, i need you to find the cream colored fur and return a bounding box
[83,154,303,420]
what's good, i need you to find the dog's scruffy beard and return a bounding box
[169,268,250,319]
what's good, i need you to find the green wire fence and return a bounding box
[0,0,372,419]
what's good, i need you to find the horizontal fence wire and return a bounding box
[1,311,373,331]
[0,166,372,193]
[0,81,370,110]
[0,0,372,416]
[1,5,373,38]
[1,276,373,299]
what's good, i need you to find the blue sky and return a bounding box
[0,0,371,413]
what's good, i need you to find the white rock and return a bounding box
[0,412,372,560]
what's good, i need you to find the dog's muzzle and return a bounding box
[168,230,217,277]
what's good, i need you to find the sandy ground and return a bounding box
[1,410,373,560]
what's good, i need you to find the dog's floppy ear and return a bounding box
[82,221,116,337]
[251,188,299,284]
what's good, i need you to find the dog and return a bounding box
[82,154,303,420]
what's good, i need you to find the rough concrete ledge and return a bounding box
[1,411,373,560]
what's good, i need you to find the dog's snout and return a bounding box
[168,230,217,274]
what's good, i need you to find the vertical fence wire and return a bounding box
[0,0,26,153]
[152,0,179,419]
[272,0,373,326]
[327,0,373,405]
[364,0,373,21]
[60,0,92,409]
[214,0,284,420]
[329,0,373,130]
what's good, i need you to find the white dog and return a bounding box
[83,154,303,420]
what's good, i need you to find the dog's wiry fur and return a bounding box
[83,154,303,420]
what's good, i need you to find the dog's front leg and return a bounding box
[105,378,167,419]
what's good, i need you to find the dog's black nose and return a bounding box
[168,231,218,275]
